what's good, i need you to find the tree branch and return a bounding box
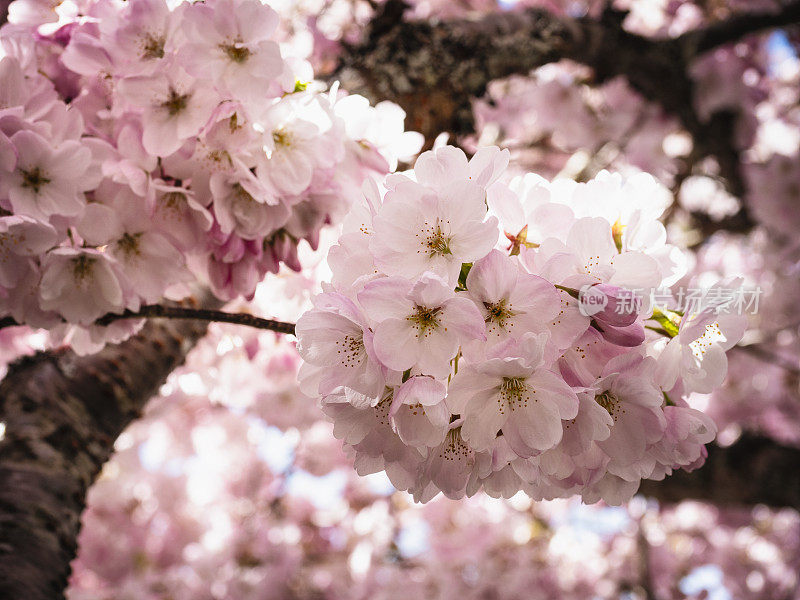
[682,0,800,54]
[0,297,218,600]
[336,1,800,202]
[95,305,297,335]
[639,435,800,511]
[735,343,800,377]
[0,305,297,335]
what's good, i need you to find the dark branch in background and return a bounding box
[336,0,800,217]
[335,0,576,145]
[684,1,800,53]
[0,298,218,600]
[640,435,800,512]
[735,343,800,377]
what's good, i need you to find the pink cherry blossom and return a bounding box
[447,335,579,457]
[210,171,290,240]
[389,375,450,447]
[357,273,486,378]
[178,0,283,103]
[295,292,386,401]
[591,355,666,482]
[462,249,561,348]
[421,424,478,500]
[370,175,498,286]
[38,247,129,324]
[651,298,747,394]
[0,214,58,287]
[254,93,343,197]
[117,63,219,157]
[0,129,90,220]
[76,185,191,303]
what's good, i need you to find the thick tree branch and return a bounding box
[682,0,800,54]
[335,4,578,143]
[639,435,800,511]
[0,300,217,600]
[337,1,800,201]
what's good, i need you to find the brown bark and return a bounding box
[0,314,211,600]
[336,0,800,201]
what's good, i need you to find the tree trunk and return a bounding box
[0,315,211,600]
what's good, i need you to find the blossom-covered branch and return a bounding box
[295,144,745,505]
[0,0,422,350]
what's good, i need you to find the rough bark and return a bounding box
[0,313,212,600]
[640,435,800,512]
[336,0,800,200]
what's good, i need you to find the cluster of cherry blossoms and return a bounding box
[296,145,747,505]
[0,0,421,351]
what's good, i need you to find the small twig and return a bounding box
[99,305,297,335]
[0,306,297,336]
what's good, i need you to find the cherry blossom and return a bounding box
[117,63,219,157]
[650,300,747,394]
[0,0,421,346]
[298,143,748,504]
[75,184,191,303]
[178,0,283,103]
[0,129,91,220]
[0,215,57,287]
[369,148,500,285]
[295,291,385,401]
[38,247,130,324]
[448,334,579,456]
[389,375,450,447]
[464,251,561,344]
[358,273,486,378]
